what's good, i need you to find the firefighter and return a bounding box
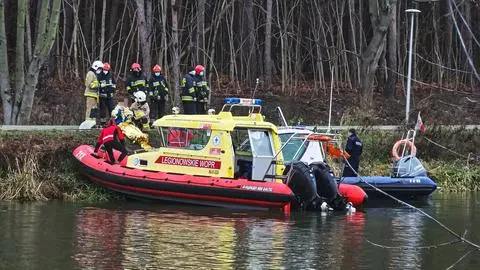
[343,128,363,177]
[97,62,116,126]
[84,60,103,121]
[125,63,147,103]
[148,64,169,123]
[180,67,197,114]
[193,65,210,114]
[93,119,128,164]
[130,91,150,131]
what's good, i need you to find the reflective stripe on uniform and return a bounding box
[188,87,195,94]
[102,134,114,141]
[181,96,194,101]
[132,80,146,87]
[89,80,99,89]
[84,92,99,98]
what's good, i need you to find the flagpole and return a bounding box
[405,9,421,124]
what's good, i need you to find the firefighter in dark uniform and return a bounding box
[193,65,210,114]
[180,67,197,114]
[343,128,363,177]
[97,62,116,126]
[148,64,169,122]
[125,63,147,103]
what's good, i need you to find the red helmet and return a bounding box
[131,63,141,71]
[103,62,111,71]
[194,65,205,76]
[153,65,161,73]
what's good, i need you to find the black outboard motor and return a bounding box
[309,162,347,211]
[392,155,427,177]
[284,162,324,210]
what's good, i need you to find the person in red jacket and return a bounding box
[94,119,128,164]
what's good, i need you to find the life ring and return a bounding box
[392,139,417,161]
[308,135,332,142]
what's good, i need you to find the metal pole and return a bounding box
[327,69,334,133]
[405,9,420,124]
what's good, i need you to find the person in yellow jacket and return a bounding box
[84,60,103,121]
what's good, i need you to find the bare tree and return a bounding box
[360,0,397,109]
[384,1,397,99]
[135,0,153,78]
[171,0,181,105]
[264,0,273,86]
[196,0,205,65]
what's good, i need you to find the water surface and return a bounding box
[0,193,479,269]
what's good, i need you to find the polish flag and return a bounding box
[415,112,425,133]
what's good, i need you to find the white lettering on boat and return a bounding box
[155,156,221,169]
[75,151,86,160]
[241,185,273,192]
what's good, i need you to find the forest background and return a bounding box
[0,0,479,126]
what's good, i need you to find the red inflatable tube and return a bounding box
[338,183,367,207]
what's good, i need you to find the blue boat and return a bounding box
[278,128,438,200]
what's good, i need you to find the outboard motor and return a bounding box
[284,162,323,210]
[309,162,347,210]
[392,155,427,177]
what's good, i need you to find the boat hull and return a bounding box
[340,176,437,199]
[74,145,294,211]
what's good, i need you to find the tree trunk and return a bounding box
[244,0,256,83]
[13,0,27,123]
[135,0,153,78]
[360,0,396,109]
[17,0,62,124]
[99,0,106,60]
[384,1,397,99]
[171,0,181,105]
[0,0,12,124]
[196,0,205,64]
[264,0,273,86]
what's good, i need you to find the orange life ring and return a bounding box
[308,135,332,142]
[392,139,417,161]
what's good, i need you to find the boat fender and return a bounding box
[392,139,417,161]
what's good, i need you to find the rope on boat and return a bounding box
[342,157,480,251]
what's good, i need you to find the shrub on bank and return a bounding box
[0,128,478,202]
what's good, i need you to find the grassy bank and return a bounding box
[0,128,478,202]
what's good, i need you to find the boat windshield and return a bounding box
[158,127,211,150]
[279,133,309,162]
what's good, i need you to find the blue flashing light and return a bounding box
[292,125,306,129]
[224,97,264,106]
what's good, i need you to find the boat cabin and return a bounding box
[124,98,285,182]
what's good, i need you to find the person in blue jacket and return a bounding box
[343,128,363,177]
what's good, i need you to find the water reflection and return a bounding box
[1,193,476,270]
[73,206,370,269]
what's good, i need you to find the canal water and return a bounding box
[0,193,479,270]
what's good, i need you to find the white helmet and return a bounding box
[91,60,103,70]
[134,91,147,103]
[207,109,215,115]
[172,106,180,114]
